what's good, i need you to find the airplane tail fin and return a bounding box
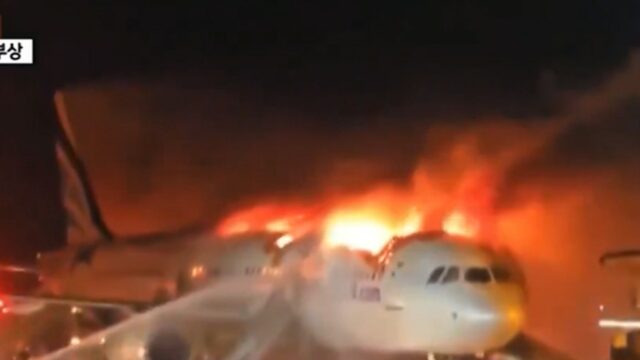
[54,91,113,244]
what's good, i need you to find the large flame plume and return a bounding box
[215,158,500,253]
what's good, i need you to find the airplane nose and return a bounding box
[458,294,524,346]
[463,297,502,322]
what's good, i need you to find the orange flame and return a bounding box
[324,216,392,253]
[216,203,319,237]
[215,162,496,253]
[442,210,479,237]
[322,199,424,253]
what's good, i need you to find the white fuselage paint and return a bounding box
[212,233,526,356]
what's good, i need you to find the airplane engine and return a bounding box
[145,328,191,360]
[100,326,193,360]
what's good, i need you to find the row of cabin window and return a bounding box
[426,266,510,285]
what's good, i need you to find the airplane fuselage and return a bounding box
[291,236,525,355]
[32,231,288,305]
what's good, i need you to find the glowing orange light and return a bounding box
[325,214,393,254]
[216,204,318,238]
[190,265,205,279]
[275,234,294,248]
[442,210,479,237]
[266,219,292,233]
[397,207,422,236]
[70,336,81,346]
[220,221,250,236]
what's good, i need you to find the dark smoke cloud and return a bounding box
[60,77,424,234]
[497,53,640,208]
[59,51,640,358]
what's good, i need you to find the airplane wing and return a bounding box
[34,275,283,360]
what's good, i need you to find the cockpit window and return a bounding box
[427,266,445,284]
[465,267,491,284]
[442,266,460,284]
[491,266,512,282]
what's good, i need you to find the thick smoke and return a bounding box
[61,76,424,234]
[60,52,640,359]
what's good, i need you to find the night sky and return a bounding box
[1,2,640,358]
